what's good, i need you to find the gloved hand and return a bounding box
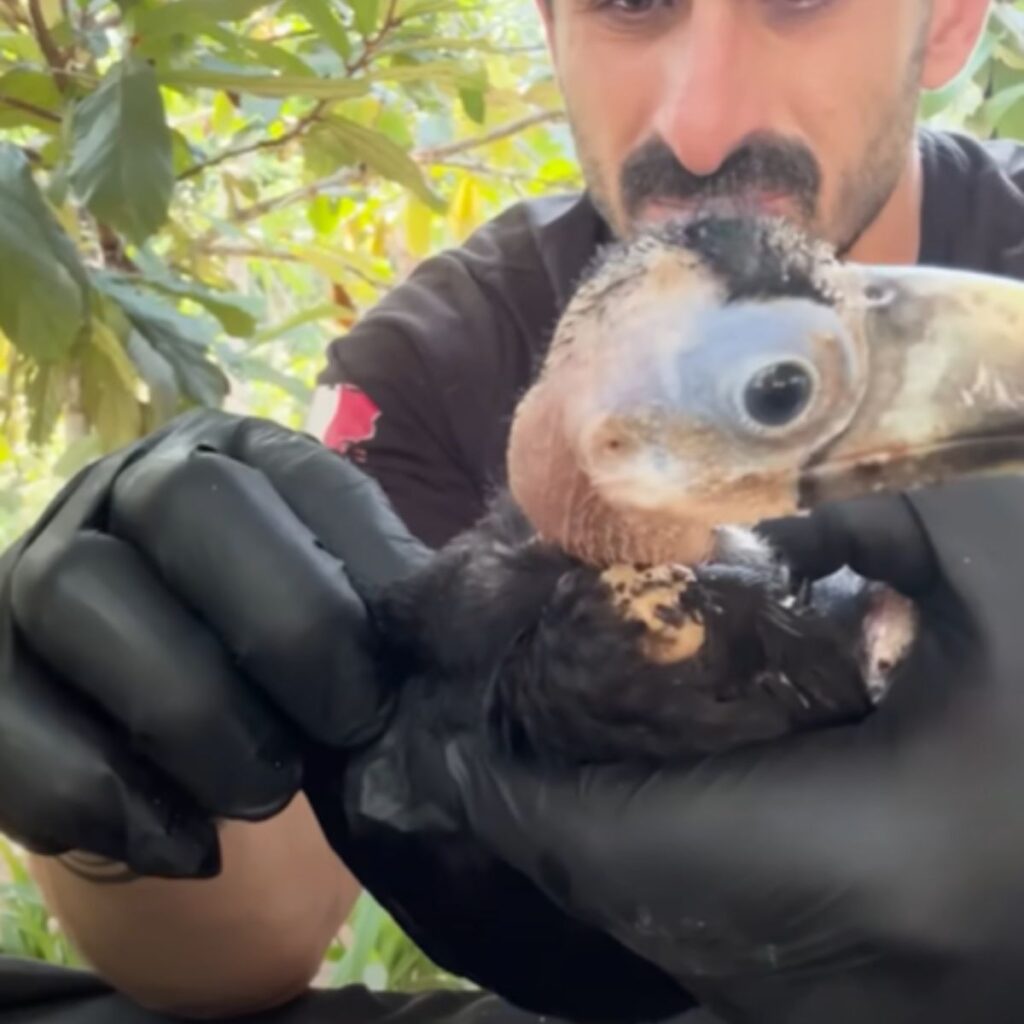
[450,474,1024,1024]
[0,408,426,877]
[0,408,693,1022]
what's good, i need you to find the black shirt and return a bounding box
[317,126,1024,549]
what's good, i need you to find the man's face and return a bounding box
[538,0,979,255]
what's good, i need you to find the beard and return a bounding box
[568,22,928,258]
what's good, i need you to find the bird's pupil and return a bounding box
[743,362,813,427]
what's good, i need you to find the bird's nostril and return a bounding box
[743,361,814,428]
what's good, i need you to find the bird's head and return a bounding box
[507,215,1024,567]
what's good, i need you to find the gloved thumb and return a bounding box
[755,491,938,598]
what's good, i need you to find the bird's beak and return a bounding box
[799,265,1024,507]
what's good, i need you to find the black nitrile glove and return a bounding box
[0,408,425,877]
[0,408,693,1023]
[450,474,1024,1024]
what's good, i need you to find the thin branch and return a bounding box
[27,0,70,93]
[0,95,61,123]
[427,157,574,187]
[202,244,389,288]
[229,167,363,225]
[346,0,403,76]
[177,102,326,182]
[416,109,564,162]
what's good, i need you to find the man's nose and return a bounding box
[653,1,776,177]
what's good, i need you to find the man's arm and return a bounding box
[27,794,359,1019]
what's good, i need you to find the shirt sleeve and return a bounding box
[309,328,486,549]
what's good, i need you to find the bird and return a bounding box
[369,212,1024,768]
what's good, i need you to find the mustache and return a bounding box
[620,133,822,221]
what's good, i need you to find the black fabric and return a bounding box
[318,127,1024,551]
[0,957,720,1024]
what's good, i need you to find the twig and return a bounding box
[177,101,326,181]
[428,157,573,186]
[200,110,564,226]
[27,0,69,94]
[416,109,564,161]
[0,96,61,123]
[346,0,403,76]
[202,244,389,288]
[228,167,363,225]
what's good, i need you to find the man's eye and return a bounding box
[589,0,672,21]
[763,0,837,18]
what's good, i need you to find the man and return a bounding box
[5,0,1024,1021]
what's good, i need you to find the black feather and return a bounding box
[370,490,874,768]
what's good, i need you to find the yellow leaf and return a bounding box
[89,319,141,393]
[405,197,434,258]
[212,91,236,134]
[371,218,388,258]
[447,175,478,241]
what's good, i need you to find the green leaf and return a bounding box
[458,86,485,124]
[0,69,61,131]
[125,328,180,423]
[0,32,44,62]
[288,0,352,61]
[250,301,346,344]
[0,144,89,361]
[133,0,276,41]
[25,360,70,445]
[309,192,342,235]
[69,55,174,246]
[204,25,318,76]
[94,280,230,408]
[365,60,486,91]
[98,269,259,337]
[79,323,144,450]
[321,115,445,209]
[158,67,369,99]
[349,0,380,36]
[395,0,464,18]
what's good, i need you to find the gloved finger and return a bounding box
[0,632,218,877]
[135,410,433,592]
[756,491,938,597]
[903,474,1024,631]
[108,445,390,748]
[226,416,434,592]
[11,531,302,820]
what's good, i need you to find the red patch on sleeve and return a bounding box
[324,384,382,457]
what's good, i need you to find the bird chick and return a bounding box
[373,214,1024,765]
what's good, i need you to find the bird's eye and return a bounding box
[742,360,815,429]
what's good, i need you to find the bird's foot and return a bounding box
[600,564,707,665]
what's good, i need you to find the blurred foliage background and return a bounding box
[2,0,1024,997]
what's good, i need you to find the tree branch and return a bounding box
[177,101,326,182]
[219,109,566,226]
[0,95,62,123]
[228,167,363,225]
[416,109,564,162]
[426,157,575,187]
[202,244,389,288]
[27,0,70,93]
